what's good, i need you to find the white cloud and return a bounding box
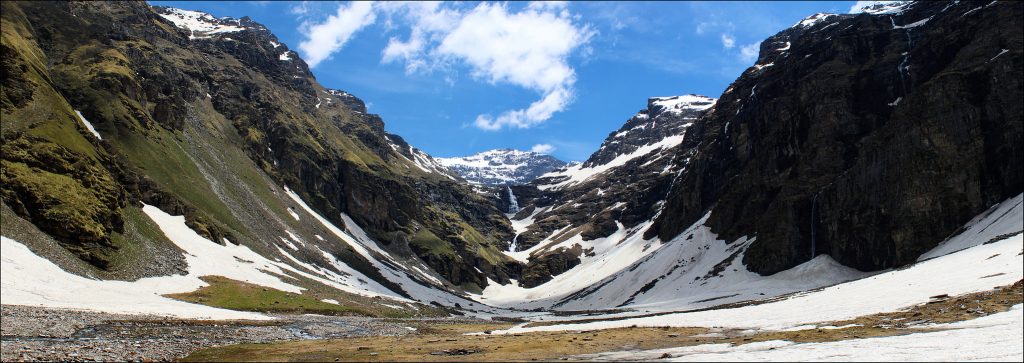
[530,143,555,154]
[298,1,377,68]
[381,2,593,131]
[739,42,760,63]
[720,33,735,49]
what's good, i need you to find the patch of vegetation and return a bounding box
[410,228,458,259]
[166,276,375,317]
[0,138,125,268]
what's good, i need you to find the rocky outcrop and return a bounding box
[650,1,1023,274]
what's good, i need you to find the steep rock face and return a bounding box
[438,149,567,186]
[506,95,715,286]
[0,1,516,291]
[650,1,1023,274]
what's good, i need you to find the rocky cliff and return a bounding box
[649,0,1023,274]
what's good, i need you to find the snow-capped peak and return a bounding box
[649,94,717,115]
[156,7,247,39]
[850,1,912,15]
[438,149,567,186]
[794,13,837,28]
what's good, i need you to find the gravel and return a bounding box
[0,305,427,362]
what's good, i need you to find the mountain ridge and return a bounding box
[438,149,567,187]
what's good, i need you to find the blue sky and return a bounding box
[149,1,858,161]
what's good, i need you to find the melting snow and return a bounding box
[74,110,102,140]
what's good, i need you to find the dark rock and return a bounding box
[650,1,1023,274]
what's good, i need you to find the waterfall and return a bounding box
[811,192,819,259]
[506,186,520,214]
[891,16,914,96]
[509,234,519,253]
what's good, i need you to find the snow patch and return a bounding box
[74,110,102,140]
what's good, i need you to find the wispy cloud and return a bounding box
[297,1,376,68]
[720,33,735,49]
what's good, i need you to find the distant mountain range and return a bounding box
[437,149,568,186]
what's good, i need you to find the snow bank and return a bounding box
[918,193,1022,260]
[495,231,1022,333]
[479,209,869,315]
[0,202,422,319]
[1,236,268,320]
[494,194,1023,331]
[582,304,1023,362]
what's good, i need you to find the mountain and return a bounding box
[650,0,1023,275]
[0,0,1020,328]
[437,149,567,186]
[480,0,1022,308]
[0,0,520,313]
[497,94,716,287]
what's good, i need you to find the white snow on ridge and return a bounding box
[582,305,1023,361]
[538,135,685,190]
[437,149,559,185]
[157,8,245,39]
[794,13,837,28]
[74,110,102,140]
[650,94,716,115]
[850,1,911,15]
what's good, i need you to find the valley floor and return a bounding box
[2,280,1020,362]
[0,305,473,362]
[183,280,1023,361]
